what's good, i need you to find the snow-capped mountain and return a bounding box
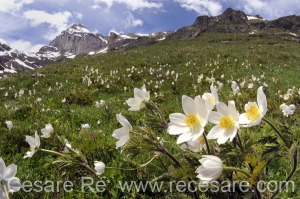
[0,42,77,78]
[49,23,173,54]
[49,24,109,54]
[1,8,300,77]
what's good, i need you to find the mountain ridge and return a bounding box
[1,7,300,78]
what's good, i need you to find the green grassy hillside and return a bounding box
[1,33,300,199]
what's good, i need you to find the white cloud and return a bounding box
[90,4,101,9]
[174,0,223,16]
[92,29,99,34]
[7,39,44,53]
[241,0,300,19]
[93,0,162,11]
[0,38,7,44]
[0,12,28,39]
[23,10,72,40]
[108,29,123,35]
[73,11,83,19]
[0,0,34,14]
[10,39,32,53]
[30,44,44,53]
[124,11,143,28]
[243,0,268,14]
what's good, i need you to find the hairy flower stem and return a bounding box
[225,164,261,198]
[270,144,298,199]
[105,167,136,171]
[39,148,64,156]
[157,156,168,172]
[81,163,112,199]
[202,132,211,154]
[223,166,251,178]
[157,147,181,167]
[146,101,168,127]
[262,118,291,148]
[236,131,244,152]
[253,187,262,199]
[157,146,199,199]
[1,180,10,199]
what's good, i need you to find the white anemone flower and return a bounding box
[5,121,13,131]
[126,84,150,111]
[207,101,240,144]
[112,114,132,149]
[0,158,22,197]
[41,123,54,138]
[280,103,296,117]
[202,85,219,111]
[231,81,240,95]
[195,155,223,183]
[181,136,207,153]
[239,86,267,127]
[168,95,209,144]
[81,124,90,129]
[94,161,105,175]
[24,131,40,159]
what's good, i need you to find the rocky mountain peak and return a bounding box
[49,23,108,54]
[221,8,248,23]
[65,23,90,34]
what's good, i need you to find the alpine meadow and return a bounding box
[1,32,300,199]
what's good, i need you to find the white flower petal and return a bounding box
[196,155,223,183]
[177,131,193,144]
[182,95,196,114]
[216,102,229,116]
[0,158,6,178]
[217,129,233,144]
[112,128,128,140]
[7,177,22,192]
[194,96,208,124]
[94,161,105,175]
[228,100,239,121]
[239,113,250,126]
[133,88,144,101]
[191,125,204,141]
[25,136,38,147]
[207,125,224,140]
[169,113,187,127]
[4,164,17,179]
[116,137,129,148]
[116,114,132,131]
[208,111,222,124]
[168,125,189,135]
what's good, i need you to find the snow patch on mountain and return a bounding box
[67,23,90,34]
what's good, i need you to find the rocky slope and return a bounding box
[49,24,109,54]
[167,8,300,40]
[1,8,300,77]
[49,23,174,54]
[0,43,77,78]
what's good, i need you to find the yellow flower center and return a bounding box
[30,146,34,151]
[198,136,206,145]
[246,105,261,121]
[219,116,235,129]
[185,114,201,129]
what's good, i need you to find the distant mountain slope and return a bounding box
[1,7,300,77]
[0,43,77,78]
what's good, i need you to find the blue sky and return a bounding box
[1,0,300,53]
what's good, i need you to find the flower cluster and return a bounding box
[114,84,274,186]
